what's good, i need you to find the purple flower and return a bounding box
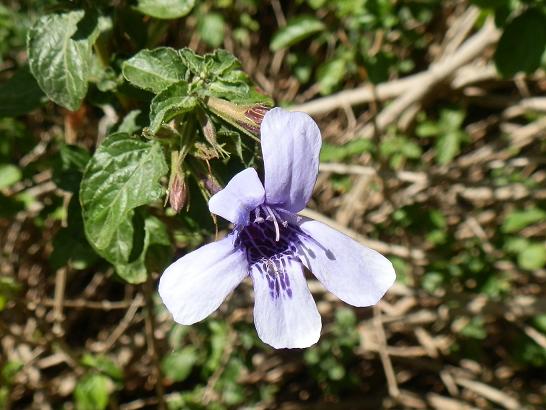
[159,108,395,349]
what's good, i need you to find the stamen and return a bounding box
[253,208,264,223]
[264,206,280,241]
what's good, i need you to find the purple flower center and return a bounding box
[236,206,301,300]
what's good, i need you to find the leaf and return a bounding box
[317,57,347,95]
[122,48,187,93]
[27,11,99,110]
[148,82,197,134]
[270,16,325,51]
[198,13,225,48]
[135,0,195,19]
[518,244,546,271]
[436,131,462,165]
[161,347,197,382]
[502,208,546,233]
[74,374,110,410]
[114,214,171,284]
[494,9,546,77]
[80,133,168,253]
[81,354,123,381]
[0,67,44,117]
[0,164,22,189]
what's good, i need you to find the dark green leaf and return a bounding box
[0,67,44,117]
[270,16,325,51]
[494,9,546,77]
[80,133,168,253]
[148,82,197,134]
[122,48,187,93]
[135,0,195,19]
[317,57,347,95]
[27,11,99,110]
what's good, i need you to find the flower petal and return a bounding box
[208,168,265,226]
[251,259,321,348]
[298,219,395,307]
[261,108,321,213]
[158,236,248,324]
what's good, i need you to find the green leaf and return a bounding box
[82,354,123,381]
[317,57,347,95]
[436,131,462,165]
[198,13,225,48]
[161,347,197,382]
[518,244,546,271]
[135,0,195,19]
[0,67,44,117]
[27,11,99,110]
[74,374,110,410]
[0,164,22,189]
[122,48,187,94]
[80,133,168,253]
[494,9,546,77]
[502,208,546,233]
[114,214,171,284]
[270,16,325,51]
[148,82,197,134]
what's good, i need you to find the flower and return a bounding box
[159,108,396,349]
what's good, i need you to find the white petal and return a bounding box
[251,260,321,349]
[261,108,321,213]
[208,168,265,226]
[158,236,248,324]
[298,219,395,307]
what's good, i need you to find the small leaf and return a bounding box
[27,11,98,110]
[518,244,546,271]
[148,82,197,134]
[135,0,195,19]
[161,347,197,382]
[0,67,44,117]
[122,48,187,93]
[502,208,546,233]
[436,131,462,165]
[80,133,168,253]
[494,9,546,77]
[270,16,325,51]
[317,57,346,95]
[198,13,225,48]
[0,164,22,190]
[74,374,110,410]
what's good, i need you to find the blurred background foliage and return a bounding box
[0,0,545,409]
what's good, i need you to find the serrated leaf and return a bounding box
[0,67,44,117]
[494,9,546,77]
[149,82,197,134]
[178,48,205,75]
[270,16,325,51]
[27,11,98,110]
[80,133,168,253]
[135,0,195,19]
[122,48,187,93]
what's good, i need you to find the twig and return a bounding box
[373,305,400,398]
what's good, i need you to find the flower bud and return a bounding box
[169,173,187,213]
[206,96,270,137]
